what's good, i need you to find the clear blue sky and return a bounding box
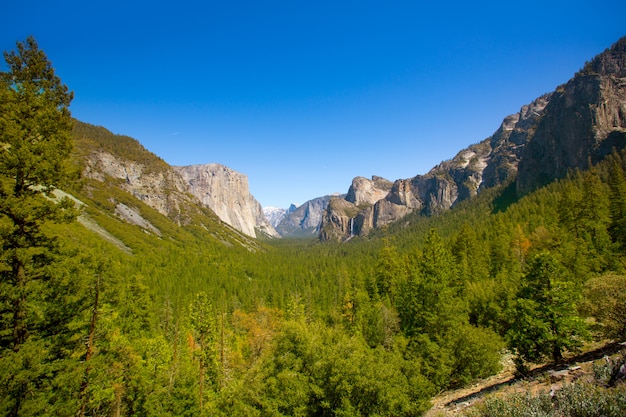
[3,1,625,208]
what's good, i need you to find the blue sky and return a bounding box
[2,1,625,208]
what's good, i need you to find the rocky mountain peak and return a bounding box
[274,195,337,237]
[319,91,553,241]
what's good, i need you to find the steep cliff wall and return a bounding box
[77,123,278,238]
[174,164,279,238]
[345,176,392,206]
[276,195,335,237]
[319,38,626,242]
[517,38,626,194]
[319,94,551,241]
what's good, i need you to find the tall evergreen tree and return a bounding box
[508,252,588,372]
[374,238,404,303]
[0,36,75,351]
[0,37,77,417]
[608,153,626,251]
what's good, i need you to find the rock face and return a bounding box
[318,176,394,240]
[319,94,551,241]
[174,164,279,238]
[517,37,626,194]
[83,150,195,225]
[318,197,362,241]
[275,195,336,237]
[263,205,296,228]
[81,136,278,238]
[320,36,626,241]
[346,176,393,206]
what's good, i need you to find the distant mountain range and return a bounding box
[73,36,626,243]
[263,206,295,228]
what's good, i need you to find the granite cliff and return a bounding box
[82,148,195,225]
[275,195,337,237]
[320,36,626,241]
[319,94,550,241]
[517,37,626,194]
[174,164,279,238]
[76,122,278,239]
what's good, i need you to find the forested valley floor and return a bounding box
[2,37,626,417]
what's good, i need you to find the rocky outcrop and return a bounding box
[275,195,336,237]
[320,37,626,242]
[81,139,278,238]
[83,150,195,224]
[319,94,551,241]
[318,197,361,241]
[263,205,296,228]
[482,94,551,188]
[517,37,626,194]
[114,202,161,236]
[174,164,279,238]
[345,176,392,207]
[318,176,393,240]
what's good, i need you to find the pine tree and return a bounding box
[508,251,588,372]
[0,37,76,417]
[608,153,626,251]
[189,292,218,412]
[374,238,404,303]
[0,36,75,351]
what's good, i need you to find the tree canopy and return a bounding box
[1,37,626,416]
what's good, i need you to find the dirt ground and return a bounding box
[425,341,626,417]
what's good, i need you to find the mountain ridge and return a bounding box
[319,36,626,241]
[73,121,278,240]
[72,36,626,243]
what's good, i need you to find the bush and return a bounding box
[468,382,626,417]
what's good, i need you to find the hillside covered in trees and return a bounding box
[1,37,626,417]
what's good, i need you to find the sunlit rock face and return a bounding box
[83,150,195,224]
[517,38,626,195]
[275,195,335,237]
[320,37,626,241]
[345,176,392,207]
[318,94,551,241]
[174,164,279,238]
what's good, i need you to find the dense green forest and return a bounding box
[2,38,626,416]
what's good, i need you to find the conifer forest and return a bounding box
[1,37,626,417]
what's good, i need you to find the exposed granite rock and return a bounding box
[319,37,626,242]
[345,176,392,207]
[114,202,161,236]
[482,94,551,189]
[517,37,626,194]
[319,93,552,241]
[318,197,361,242]
[83,149,278,238]
[276,195,336,237]
[316,176,392,241]
[174,164,279,238]
[83,150,194,224]
[264,205,296,228]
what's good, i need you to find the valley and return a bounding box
[1,35,626,417]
